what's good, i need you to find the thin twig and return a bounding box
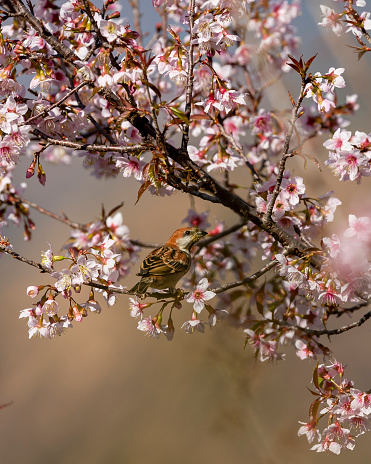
[272,304,371,337]
[264,78,307,223]
[81,0,120,71]
[180,0,196,154]
[198,221,247,248]
[13,0,78,64]
[129,0,143,48]
[11,194,164,251]
[21,81,90,126]
[0,243,47,272]
[12,194,88,231]
[31,129,150,154]
[215,119,261,182]
[212,259,279,294]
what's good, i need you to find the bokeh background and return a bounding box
[2,2,371,463]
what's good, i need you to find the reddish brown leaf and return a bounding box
[135,180,152,204]
[255,282,266,315]
[309,399,321,423]
[141,79,162,100]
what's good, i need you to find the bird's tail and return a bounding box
[129,279,151,295]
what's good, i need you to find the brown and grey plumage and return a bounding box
[130,227,207,295]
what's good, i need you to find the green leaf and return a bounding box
[168,107,190,126]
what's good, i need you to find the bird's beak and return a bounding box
[196,230,208,239]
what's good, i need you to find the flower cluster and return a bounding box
[131,277,223,340]
[19,210,135,338]
[299,361,371,454]
[319,2,371,38]
[324,128,371,182]
[305,67,346,114]
[319,214,371,301]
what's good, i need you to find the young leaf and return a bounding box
[255,282,266,315]
[135,180,152,204]
[309,399,321,423]
[168,107,190,126]
[141,79,162,100]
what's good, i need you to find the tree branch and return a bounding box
[180,0,196,154]
[198,221,247,248]
[128,0,143,48]
[264,78,307,223]
[215,118,261,183]
[21,81,91,127]
[272,302,371,337]
[212,258,279,294]
[11,194,88,231]
[31,129,150,154]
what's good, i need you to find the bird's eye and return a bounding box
[184,230,191,236]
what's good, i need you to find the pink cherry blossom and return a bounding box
[181,317,205,334]
[322,234,341,258]
[298,421,321,443]
[344,215,371,240]
[323,128,353,152]
[318,5,343,36]
[42,297,59,316]
[281,177,305,206]
[137,316,161,338]
[185,278,216,313]
[26,286,39,298]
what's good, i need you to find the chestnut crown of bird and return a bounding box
[129,227,208,295]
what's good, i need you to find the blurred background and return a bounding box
[2,1,371,463]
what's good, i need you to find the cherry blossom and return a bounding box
[185,278,216,313]
[137,316,161,338]
[318,5,343,36]
[181,315,205,334]
[323,128,353,152]
[344,215,371,240]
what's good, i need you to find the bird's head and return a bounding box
[167,227,208,252]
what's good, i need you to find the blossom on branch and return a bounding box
[185,278,216,314]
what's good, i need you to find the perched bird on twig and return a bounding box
[130,227,207,295]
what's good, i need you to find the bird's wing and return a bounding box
[137,245,190,277]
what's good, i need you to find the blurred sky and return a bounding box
[2,2,371,463]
